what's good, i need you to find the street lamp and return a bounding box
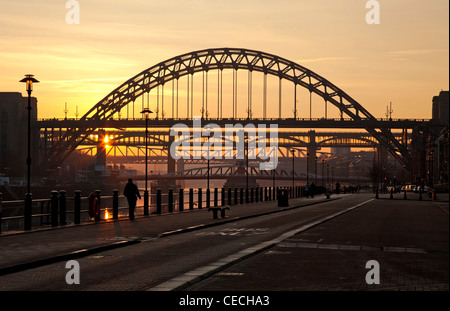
[331,166,334,187]
[204,125,212,190]
[290,149,295,190]
[314,156,318,184]
[321,158,325,187]
[141,107,153,216]
[20,74,39,231]
[327,164,330,189]
[306,152,310,185]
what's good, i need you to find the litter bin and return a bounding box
[278,189,289,207]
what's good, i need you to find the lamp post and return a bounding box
[141,108,153,216]
[20,74,39,231]
[306,152,310,185]
[204,125,212,190]
[327,164,330,189]
[331,166,334,187]
[290,149,295,189]
[314,156,318,184]
[321,158,325,187]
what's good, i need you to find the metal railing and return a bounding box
[0,185,312,234]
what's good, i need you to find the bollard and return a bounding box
[198,188,202,209]
[245,188,249,204]
[251,187,254,203]
[168,189,173,213]
[227,188,232,206]
[189,188,194,210]
[390,188,394,200]
[179,188,184,211]
[403,189,407,200]
[206,188,210,209]
[234,188,238,205]
[419,189,422,201]
[51,190,59,227]
[264,187,268,201]
[268,187,272,201]
[255,187,259,203]
[0,192,2,234]
[59,190,67,225]
[240,188,244,204]
[143,189,149,216]
[214,188,218,207]
[157,189,162,214]
[221,187,225,206]
[74,190,81,224]
[278,189,289,207]
[260,187,263,201]
[112,189,119,220]
[94,190,101,222]
[375,188,379,199]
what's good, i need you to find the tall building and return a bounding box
[0,92,38,177]
[432,91,449,125]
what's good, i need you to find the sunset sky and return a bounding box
[0,0,448,120]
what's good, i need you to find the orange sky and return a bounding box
[1,0,448,120]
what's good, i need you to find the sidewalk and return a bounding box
[0,193,340,275]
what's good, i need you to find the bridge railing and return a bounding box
[37,117,433,123]
[0,185,318,234]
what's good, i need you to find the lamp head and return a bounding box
[20,74,39,93]
[140,108,153,118]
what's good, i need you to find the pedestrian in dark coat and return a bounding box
[124,178,141,220]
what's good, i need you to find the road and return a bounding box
[0,194,377,291]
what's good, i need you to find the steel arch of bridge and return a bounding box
[49,47,408,168]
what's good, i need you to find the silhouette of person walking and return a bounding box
[124,178,141,221]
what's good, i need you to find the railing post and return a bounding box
[168,188,173,213]
[189,188,194,210]
[214,188,218,207]
[206,188,210,209]
[179,188,184,211]
[221,188,225,206]
[51,190,59,227]
[74,190,81,224]
[156,189,162,214]
[113,189,119,220]
[59,190,67,225]
[198,188,202,209]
